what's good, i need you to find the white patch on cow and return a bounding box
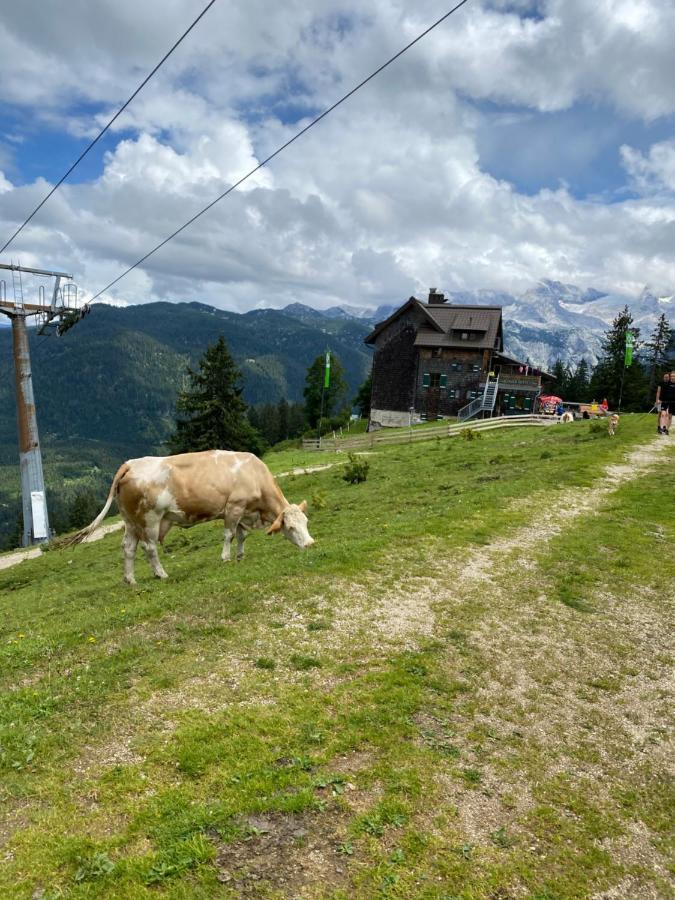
[156,487,182,515]
[230,456,249,474]
[130,456,170,487]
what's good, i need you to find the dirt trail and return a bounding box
[460,432,673,583]
[364,433,673,645]
[0,521,124,571]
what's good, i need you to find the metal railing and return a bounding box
[458,374,499,422]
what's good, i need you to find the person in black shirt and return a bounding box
[656,371,675,435]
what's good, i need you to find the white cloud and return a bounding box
[621,139,675,193]
[0,0,674,309]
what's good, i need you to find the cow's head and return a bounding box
[267,500,315,549]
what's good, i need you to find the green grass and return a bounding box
[0,416,672,898]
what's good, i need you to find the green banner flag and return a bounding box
[624,332,633,367]
[324,351,331,388]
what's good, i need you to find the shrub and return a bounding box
[311,490,327,510]
[589,420,607,435]
[460,427,481,441]
[342,453,369,484]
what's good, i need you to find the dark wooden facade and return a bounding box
[365,290,547,425]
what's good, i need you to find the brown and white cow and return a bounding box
[69,450,314,584]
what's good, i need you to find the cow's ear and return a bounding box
[267,511,284,535]
[298,500,308,514]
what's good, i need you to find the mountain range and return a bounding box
[298,280,671,370]
[1,279,670,460]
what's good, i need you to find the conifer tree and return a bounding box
[168,336,264,455]
[549,360,570,398]
[303,353,348,427]
[567,358,590,401]
[644,312,673,395]
[589,306,648,410]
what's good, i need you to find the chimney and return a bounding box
[428,287,447,305]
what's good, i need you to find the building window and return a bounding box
[472,364,480,373]
[422,373,430,388]
[430,373,441,388]
[432,347,442,358]
[461,332,469,340]
[451,361,460,372]
[439,374,447,388]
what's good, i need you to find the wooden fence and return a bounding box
[302,414,557,452]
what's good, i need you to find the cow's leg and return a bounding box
[141,520,169,580]
[236,525,248,562]
[122,528,139,586]
[222,502,247,562]
[159,517,173,544]
[221,526,234,562]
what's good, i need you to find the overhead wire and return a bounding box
[89,0,472,303]
[0,0,220,255]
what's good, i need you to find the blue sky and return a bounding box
[0,0,674,310]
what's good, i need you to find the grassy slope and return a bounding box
[0,418,672,898]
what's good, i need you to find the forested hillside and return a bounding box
[0,301,372,548]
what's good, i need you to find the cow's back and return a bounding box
[118,450,280,529]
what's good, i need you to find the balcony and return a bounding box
[481,373,541,392]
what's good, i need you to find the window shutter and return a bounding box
[422,373,430,388]
[439,374,447,388]
[524,397,532,411]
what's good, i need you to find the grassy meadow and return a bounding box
[0,416,673,898]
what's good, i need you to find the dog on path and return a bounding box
[608,414,619,436]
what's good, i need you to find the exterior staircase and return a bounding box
[458,374,499,423]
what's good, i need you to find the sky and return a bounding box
[0,0,674,313]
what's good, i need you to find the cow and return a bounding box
[67,450,314,585]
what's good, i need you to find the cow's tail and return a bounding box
[62,463,130,547]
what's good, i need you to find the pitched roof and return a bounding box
[364,298,443,344]
[364,299,503,350]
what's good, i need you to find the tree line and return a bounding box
[167,335,372,456]
[547,308,673,410]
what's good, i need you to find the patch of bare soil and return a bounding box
[213,810,352,897]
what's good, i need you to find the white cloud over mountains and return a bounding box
[0,0,674,312]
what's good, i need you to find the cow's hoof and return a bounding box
[154,572,169,580]
[221,557,231,564]
[124,577,137,586]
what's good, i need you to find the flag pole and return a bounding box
[317,350,330,445]
[618,331,633,412]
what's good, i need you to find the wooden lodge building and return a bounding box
[364,289,551,427]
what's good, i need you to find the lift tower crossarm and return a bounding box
[0,262,73,279]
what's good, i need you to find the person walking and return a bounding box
[656,371,675,435]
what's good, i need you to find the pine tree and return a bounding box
[303,353,348,427]
[589,306,648,410]
[354,372,373,419]
[549,360,570,398]
[567,358,590,401]
[168,336,264,455]
[644,312,672,396]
